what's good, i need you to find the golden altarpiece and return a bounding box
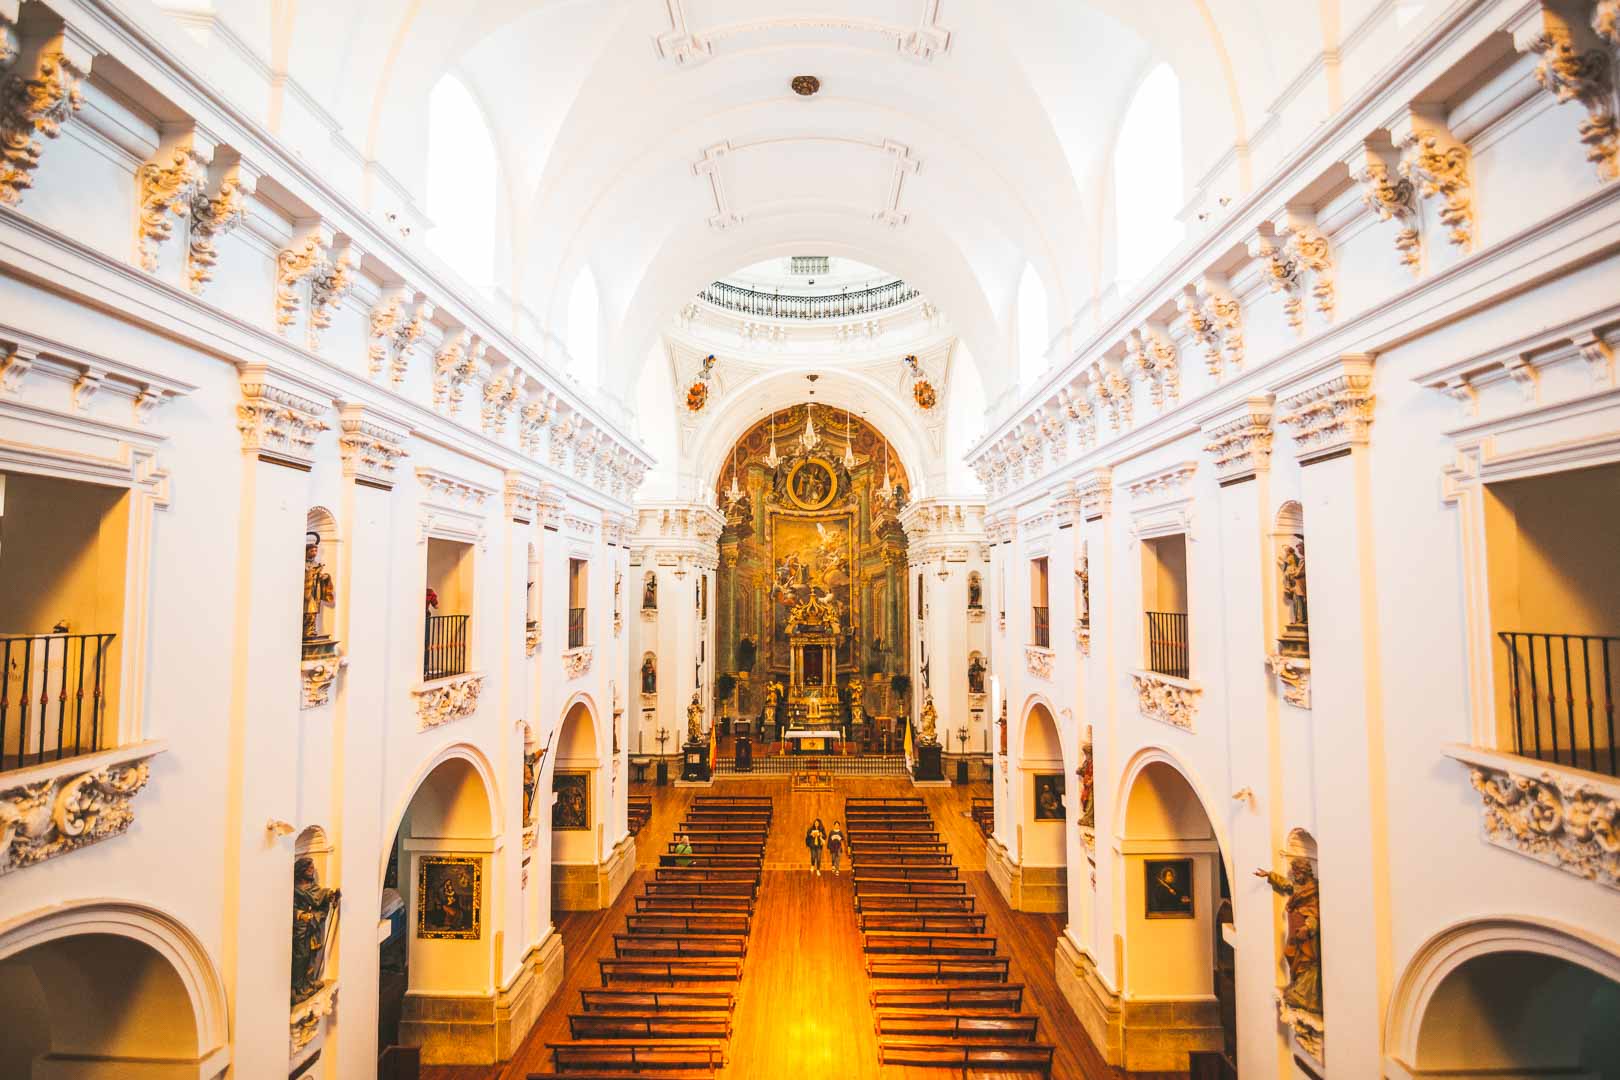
[715,404,910,739]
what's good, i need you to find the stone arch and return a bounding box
[1385,916,1620,1076]
[550,695,616,910]
[0,899,230,1078]
[1018,699,1068,899]
[381,742,504,885]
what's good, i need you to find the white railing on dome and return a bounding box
[699,280,919,320]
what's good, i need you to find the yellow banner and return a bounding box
[903,714,913,764]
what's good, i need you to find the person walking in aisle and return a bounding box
[805,818,826,876]
[827,820,845,875]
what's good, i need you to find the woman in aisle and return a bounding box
[826,820,845,875]
[805,818,826,875]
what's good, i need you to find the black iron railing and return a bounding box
[698,279,918,320]
[1498,631,1617,777]
[568,607,585,650]
[423,614,469,681]
[1145,611,1190,679]
[1032,607,1050,648]
[1,632,116,774]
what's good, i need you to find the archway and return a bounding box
[379,749,499,1064]
[1115,752,1230,1070]
[1387,917,1620,1076]
[551,698,613,910]
[0,901,229,1079]
[1016,700,1068,913]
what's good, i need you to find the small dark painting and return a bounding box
[1033,773,1066,820]
[417,855,481,939]
[553,771,590,831]
[1145,858,1195,919]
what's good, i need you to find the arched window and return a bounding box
[1017,263,1049,386]
[567,268,601,388]
[426,74,497,289]
[1113,63,1185,291]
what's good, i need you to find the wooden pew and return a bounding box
[858,911,988,934]
[848,863,958,880]
[625,912,751,937]
[846,840,949,855]
[678,821,770,836]
[866,955,1011,981]
[567,1012,733,1040]
[855,894,978,914]
[613,934,748,960]
[654,866,761,885]
[597,958,743,984]
[877,1039,1054,1075]
[579,988,735,1014]
[875,1011,1040,1041]
[548,1039,726,1073]
[668,840,766,857]
[845,818,935,831]
[844,797,926,808]
[851,877,967,895]
[657,854,765,870]
[863,931,999,957]
[679,829,769,846]
[634,894,754,915]
[847,828,941,842]
[871,983,1026,1012]
[692,795,773,808]
[641,881,756,899]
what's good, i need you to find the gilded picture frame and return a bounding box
[552,770,591,831]
[417,855,482,939]
[1144,857,1195,919]
[784,457,838,511]
[1033,773,1066,820]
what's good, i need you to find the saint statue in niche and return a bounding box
[686,690,704,743]
[968,575,983,610]
[967,655,986,695]
[1077,728,1095,828]
[919,696,939,744]
[1255,855,1322,1015]
[1279,540,1308,629]
[641,655,657,694]
[643,574,657,610]
[291,856,340,1003]
[303,532,334,643]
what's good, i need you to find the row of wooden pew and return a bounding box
[970,795,993,837]
[628,794,652,836]
[535,794,774,1077]
[846,795,1056,1077]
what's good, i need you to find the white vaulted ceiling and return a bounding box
[149,0,1428,406]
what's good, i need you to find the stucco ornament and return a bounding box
[1398,128,1473,249]
[1132,672,1199,731]
[1355,158,1420,272]
[274,234,326,333]
[1025,646,1053,680]
[1525,19,1617,181]
[1266,654,1311,709]
[188,173,249,293]
[414,673,485,730]
[136,146,203,271]
[0,42,86,206]
[0,753,159,873]
[300,655,343,709]
[1467,762,1620,889]
[564,647,594,680]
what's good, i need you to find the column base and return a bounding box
[1055,934,1122,1066]
[399,930,567,1065]
[496,931,565,1060]
[553,835,637,911]
[1052,933,1224,1069]
[984,838,1066,912]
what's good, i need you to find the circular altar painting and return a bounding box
[785,458,838,511]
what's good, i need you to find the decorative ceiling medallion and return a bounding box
[913,379,938,410]
[685,380,709,413]
[791,75,821,96]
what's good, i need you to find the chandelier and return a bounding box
[763,410,781,470]
[842,409,857,469]
[799,403,821,453]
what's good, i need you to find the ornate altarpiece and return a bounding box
[716,405,910,719]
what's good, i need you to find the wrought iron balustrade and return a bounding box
[1,632,116,774]
[1032,607,1051,648]
[1145,611,1190,679]
[423,614,469,682]
[1498,631,1617,777]
[568,607,586,650]
[697,279,919,320]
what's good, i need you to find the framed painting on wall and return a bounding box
[553,770,590,831]
[1033,773,1066,820]
[417,855,482,939]
[1144,857,1195,919]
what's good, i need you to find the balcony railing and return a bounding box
[568,607,586,650]
[1032,607,1050,648]
[1145,611,1190,679]
[1,632,116,774]
[1498,631,1617,777]
[423,614,469,682]
[697,280,919,320]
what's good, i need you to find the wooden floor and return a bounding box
[423,776,1182,1080]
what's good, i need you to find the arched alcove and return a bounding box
[1019,702,1068,892]
[303,507,339,647]
[0,902,229,1079]
[1387,918,1620,1076]
[1116,752,1228,1061]
[551,698,605,910]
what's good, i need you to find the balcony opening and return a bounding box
[1030,557,1050,648]
[0,470,128,773]
[1141,534,1190,678]
[568,558,588,650]
[1484,463,1620,776]
[424,537,473,681]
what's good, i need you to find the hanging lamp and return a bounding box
[842,408,857,469]
[763,410,781,470]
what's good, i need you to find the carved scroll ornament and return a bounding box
[1466,760,1620,890]
[414,673,485,730]
[0,750,160,873]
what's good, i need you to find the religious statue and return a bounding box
[847,676,865,725]
[303,532,334,642]
[686,690,704,743]
[1077,728,1095,828]
[1255,855,1322,1016]
[1279,540,1308,629]
[919,696,939,745]
[291,856,340,1004]
[642,575,657,610]
[968,575,983,610]
[1078,558,1091,627]
[967,655,986,695]
[641,655,657,694]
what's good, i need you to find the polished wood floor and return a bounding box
[423,777,1182,1080]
